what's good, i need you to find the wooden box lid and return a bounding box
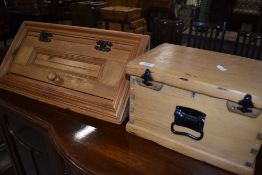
[126,43,262,109]
[101,6,142,22]
[0,21,149,124]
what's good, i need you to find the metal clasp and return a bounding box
[227,94,261,118]
[134,77,163,91]
[135,69,163,91]
[141,69,153,86]
[238,94,254,113]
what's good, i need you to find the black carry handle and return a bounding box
[171,106,206,141]
[171,123,204,140]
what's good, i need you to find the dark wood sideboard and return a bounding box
[0,89,261,175]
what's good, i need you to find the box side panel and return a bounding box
[128,76,262,175]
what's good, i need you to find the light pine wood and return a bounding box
[127,76,262,175]
[100,18,147,34]
[101,6,142,22]
[126,43,262,109]
[0,21,149,124]
[126,44,262,174]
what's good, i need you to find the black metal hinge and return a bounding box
[141,69,153,86]
[237,94,254,113]
[95,40,113,52]
[39,31,53,42]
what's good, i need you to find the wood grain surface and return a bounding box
[101,6,142,22]
[126,43,262,109]
[127,76,262,175]
[0,21,149,124]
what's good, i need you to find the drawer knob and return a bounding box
[47,72,59,81]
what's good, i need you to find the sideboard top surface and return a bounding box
[0,90,242,175]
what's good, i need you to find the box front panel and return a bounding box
[8,30,136,100]
[0,22,149,123]
[128,76,262,175]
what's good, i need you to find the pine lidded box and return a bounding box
[101,6,142,22]
[0,21,149,124]
[126,43,262,175]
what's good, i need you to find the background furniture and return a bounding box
[72,1,107,27]
[234,30,262,60]
[177,4,201,32]
[0,132,13,175]
[0,46,14,175]
[138,0,174,13]
[187,21,227,52]
[0,8,14,46]
[210,0,262,32]
[8,7,53,27]
[0,46,9,63]
[0,0,13,8]
[100,6,146,33]
[178,6,192,31]
[151,18,184,48]
[144,7,176,34]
